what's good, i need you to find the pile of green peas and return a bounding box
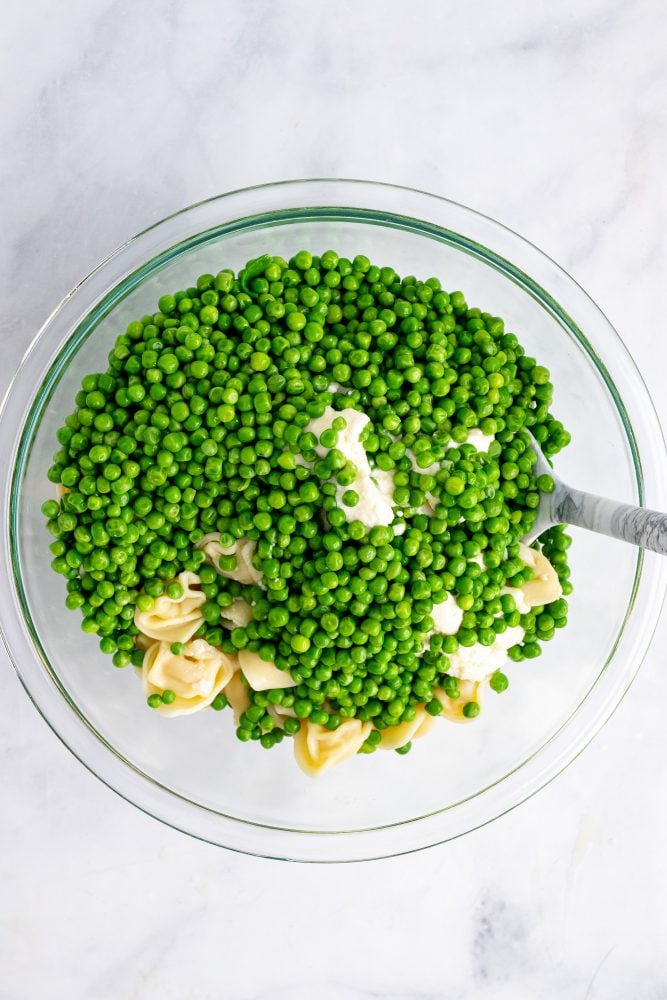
[43,250,572,754]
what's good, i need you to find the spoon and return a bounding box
[524,434,667,555]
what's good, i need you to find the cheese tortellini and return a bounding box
[237,648,298,692]
[224,670,251,725]
[517,542,563,607]
[127,546,556,769]
[220,597,253,629]
[379,706,436,750]
[223,653,298,726]
[142,638,238,716]
[267,702,297,727]
[134,631,154,652]
[499,545,561,613]
[196,533,262,586]
[435,679,485,723]
[223,650,297,726]
[134,571,206,644]
[293,718,372,777]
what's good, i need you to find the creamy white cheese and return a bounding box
[430,593,464,636]
[405,448,442,477]
[303,406,395,531]
[446,625,525,683]
[406,428,495,480]
[465,428,495,452]
[370,467,396,504]
[299,406,496,535]
[500,585,531,614]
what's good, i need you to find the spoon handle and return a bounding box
[556,487,667,555]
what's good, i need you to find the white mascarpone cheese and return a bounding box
[446,625,525,683]
[371,467,396,504]
[406,429,495,480]
[405,448,442,477]
[304,407,395,531]
[500,585,531,614]
[465,428,495,452]
[299,407,495,534]
[430,593,464,636]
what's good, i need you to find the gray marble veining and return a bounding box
[528,435,667,554]
[557,489,667,554]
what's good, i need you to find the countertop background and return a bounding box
[2,1,667,997]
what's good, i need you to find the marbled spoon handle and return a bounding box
[556,487,667,555]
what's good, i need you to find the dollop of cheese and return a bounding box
[430,593,465,636]
[304,406,395,531]
[446,625,525,683]
[500,585,531,614]
[465,428,495,452]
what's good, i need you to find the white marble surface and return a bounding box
[2,1,667,996]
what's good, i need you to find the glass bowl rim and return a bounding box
[1,177,666,862]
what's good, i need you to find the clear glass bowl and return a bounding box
[1,179,666,862]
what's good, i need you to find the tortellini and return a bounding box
[268,702,297,727]
[223,663,297,728]
[128,544,560,769]
[435,679,485,723]
[293,718,372,777]
[220,597,253,629]
[379,706,435,750]
[224,671,251,725]
[134,631,154,652]
[195,533,262,586]
[517,542,563,607]
[142,638,238,717]
[237,648,298,692]
[223,663,296,728]
[134,571,205,644]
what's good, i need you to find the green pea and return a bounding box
[46,249,573,757]
[490,671,509,693]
